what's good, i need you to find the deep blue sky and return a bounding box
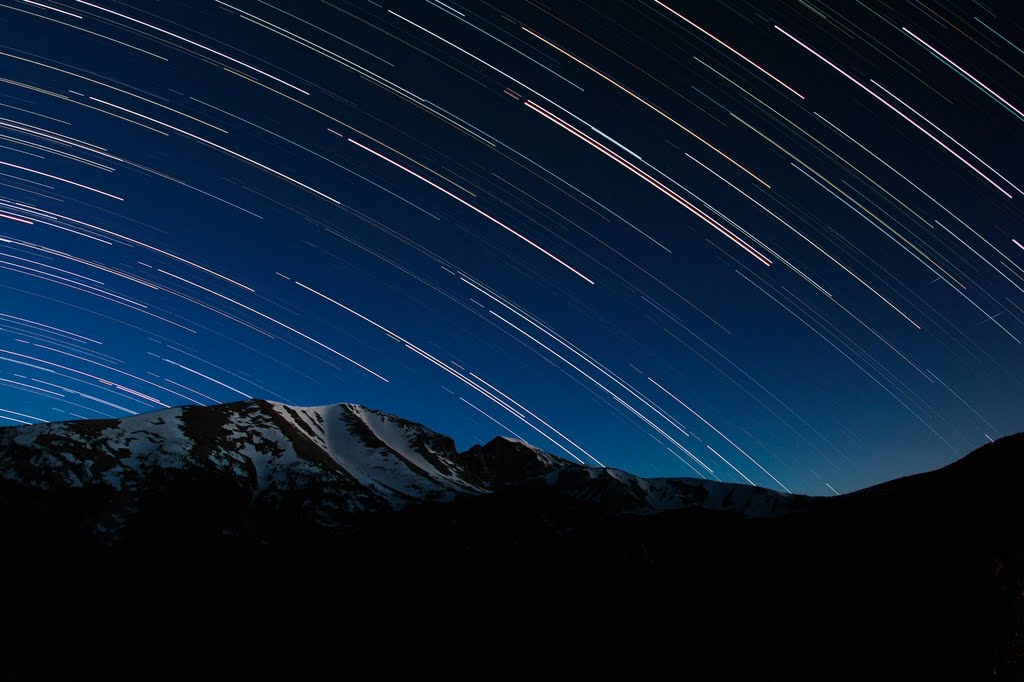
[0,0,1022,494]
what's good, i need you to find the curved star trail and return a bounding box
[0,0,1021,494]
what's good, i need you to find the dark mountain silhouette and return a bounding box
[0,400,1020,680]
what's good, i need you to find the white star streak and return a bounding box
[468,371,602,466]
[869,79,1023,195]
[30,378,134,413]
[0,377,63,398]
[0,160,122,201]
[488,308,712,474]
[89,97,341,205]
[648,377,790,492]
[0,406,45,423]
[157,270,389,382]
[346,137,595,284]
[812,111,1021,280]
[457,274,714,442]
[159,358,251,399]
[735,270,959,451]
[2,2,171,61]
[29,344,194,405]
[774,25,1013,198]
[73,0,310,95]
[524,100,772,266]
[0,312,99,345]
[788,163,951,308]
[388,10,552,102]
[934,220,1024,296]
[458,397,526,442]
[522,26,773,189]
[441,9,584,90]
[684,153,833,297]
[654,1,804,100]
[731,114,925,329]
[926,370,999,435]
[0,349,161,408]
[902,27,1024,126]
[248,1,394,66]
[164,378,217,405]
[294,280,597,465]
[189,105,438,220]
[3,205,255,292]
[493,140,672,253]
[706,445,755,487]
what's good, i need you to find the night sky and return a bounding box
[0,0,1022,494]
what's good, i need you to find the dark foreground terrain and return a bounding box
[1,430,1022,680]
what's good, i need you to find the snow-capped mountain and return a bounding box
[0,398,801,532]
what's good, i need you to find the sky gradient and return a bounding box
[0,0,1022,494]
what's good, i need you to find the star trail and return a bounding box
[0,0,1021,494]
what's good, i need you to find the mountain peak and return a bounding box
[454,435,572,488]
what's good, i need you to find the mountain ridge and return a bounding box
[0,398,802,536]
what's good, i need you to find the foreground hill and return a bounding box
[0,400,1020,680]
